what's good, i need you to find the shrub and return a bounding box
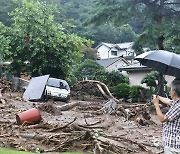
[130,85,152,102]
[96,70,129,87]
[141,71,167,94]
[73,59,129,87]
[73,59,105,81]
[111,83,130,100]
[105,71,129,86]
[129,85,145,102]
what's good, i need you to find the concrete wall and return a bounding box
[12,77,29,91]
[128,71,174,87]
[128,70,151,87]
[165,75,175,86]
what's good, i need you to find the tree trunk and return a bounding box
[157,34,165,99]
[157,35,165,50]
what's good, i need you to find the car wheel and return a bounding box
[65,95,70,103]
[43,90,49,101]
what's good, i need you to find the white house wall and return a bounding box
[98,45,127,59]
[106,61,124,72]
[117,50,127,57]
[128,71,174,87]
[128,71,150,87]
[98,45,110,59]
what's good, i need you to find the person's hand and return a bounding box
[152,95,159,107]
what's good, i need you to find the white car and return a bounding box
[45,77,70,102]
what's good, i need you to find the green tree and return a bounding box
[0,0,138,46]
[73,59,128,86]
[141,71,158,91]
[0,0,17,26]
[82,47,97,60]
[6,0,90,78]
[43,0,137,47]
[73,59,105,81]
[141,71,168,94]
[82,23,137,47]
[0,22,11,56]
[118,24,137,43]
[105,70,129,87]
[88,0,180,54]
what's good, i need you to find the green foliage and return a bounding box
[104,71,129,87]
[73,60,129,86]
[82,47,97,60]
[111,83,130,100]
[0,0,17,26]
[0,22,11,56]
[165,23,180,54]
[111,84,151,102]
[129,85,147,102]
[88,0,180,53]
[118,24,137,43]
[5,0,90,78]
[141,71,168,97]
[44,0,137,47]
[0,147,32,154]
[0,0,138,47]
[73,59,105,81]
[141,71,158,88]
[95,70,129,87]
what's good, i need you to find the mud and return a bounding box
[0,92,163,154]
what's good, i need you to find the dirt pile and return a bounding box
[0,79,12,93]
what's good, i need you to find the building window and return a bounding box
[111,50,117,56]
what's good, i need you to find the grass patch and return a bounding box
[0,148,87,154]
[0,148,86,154]
[60,153,84,154]
[0,147,33,154]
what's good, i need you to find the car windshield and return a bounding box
[47,78,70,90]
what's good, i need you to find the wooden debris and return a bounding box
[0,79,12,93]
[57,101,84,111]
[0,89,6,104]
[106,135,151,152]
[38,103,59,115]
[44,132,87,152]
[98,99,117,114]
[71,80,121,103]
[24,122,52,129]
[19,133,46,141]
[48,117,77,132]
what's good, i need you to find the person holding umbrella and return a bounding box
[152,78,180,154]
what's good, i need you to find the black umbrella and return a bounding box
[135,50,180,77]
[135,50,180,97]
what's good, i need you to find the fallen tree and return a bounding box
[71,80,119,101]
[71,80,152,126]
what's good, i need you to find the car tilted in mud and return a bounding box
[45,77,70,102]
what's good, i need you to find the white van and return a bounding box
[45,77,70,102]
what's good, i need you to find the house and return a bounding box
[119,62,174,87]
[96,57,129,72]
[96,42,135,60]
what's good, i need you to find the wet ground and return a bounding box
[0,92,164,154]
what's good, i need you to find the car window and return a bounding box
[47,78,70,90]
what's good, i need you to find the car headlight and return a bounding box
[46,90,51,95]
